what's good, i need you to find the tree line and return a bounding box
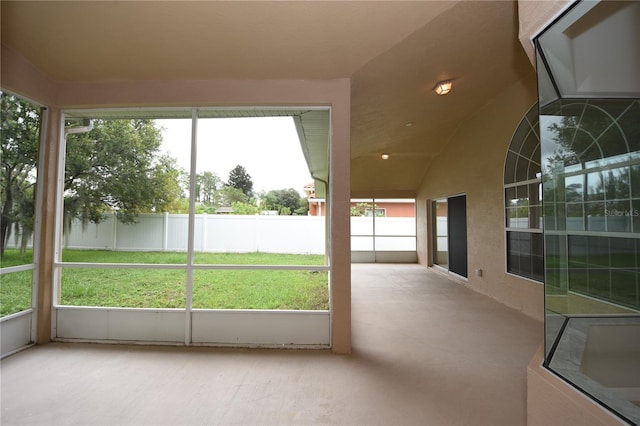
[0,93,308,256]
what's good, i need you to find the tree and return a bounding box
[64,119,182,231]
[217,185,250,207]
[350,202,376,217]
[261,188,307,215]
[231,201,259,215]
[195,171,221,205]
[1,93,40,256]
[294,198,309,216]
[227,165,253,197]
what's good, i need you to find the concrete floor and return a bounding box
[1,264,542,425]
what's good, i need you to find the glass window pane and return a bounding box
[433,199,448,268]
[192,116,318,264]
[585,202,605,231]
[504,152,517,185]
[529,183,541,205]
[588,236,610,268]
[605,167,630,200]
[0,270,33,317]
[375,236,416,251]
[520,130,538,160]
[505,187,517,207]
[60,267,187,308]
[509,124,529,155]
[515,156,531,182]
[586,171,605,201]
[506,231,543,282]
[618,102,640,152]
[566,203,584,231]
[581,143,603,165]
[506,207,518,228]
[611,270,638,308]
[631,165,640,198]
[529,206,542,229]
[1,93,41,316]
[564,175,583,202]
[64,118,189,263]
[1,93,40,265]
[598,125,628,158]
[609,238,636,268]
[375,217,415,236]
[606,200,631,232]
[192,269,329,310]
[351,236,374,251]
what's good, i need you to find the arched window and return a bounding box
[504,103,543,282]
[540,99,640,309]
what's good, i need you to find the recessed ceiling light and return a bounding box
[381,153,390,160]
[405,122,413,127]
[433,80,453,95]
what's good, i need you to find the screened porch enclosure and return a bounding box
[52,107,331,347]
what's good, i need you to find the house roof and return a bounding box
[1,1,543,198]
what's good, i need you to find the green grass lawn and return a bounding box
[1,249,329,316]
[1,250,35,316]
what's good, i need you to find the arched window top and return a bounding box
[540,100,640,173]
[504,103,540,185]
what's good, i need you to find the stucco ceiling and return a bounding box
[1,0,536,197]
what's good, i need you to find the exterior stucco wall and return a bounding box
[517,0,572,66]
[416,74,544,322]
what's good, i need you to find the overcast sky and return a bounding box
[156,117,312,195]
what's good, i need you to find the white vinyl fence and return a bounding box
[7,214,417,254]
[63,213,326,254]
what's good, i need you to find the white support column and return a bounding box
[30,106,49,342]
[329,88,352,354]
[185,108,198,345]
[36,107,64,344]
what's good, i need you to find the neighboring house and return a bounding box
[215,207,234,214]
[305,183,414,217]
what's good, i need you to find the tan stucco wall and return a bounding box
[517,0,573,66]
[416,73,544,322]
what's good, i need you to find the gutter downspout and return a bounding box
[64,118,93,136]
[61,118,93,246]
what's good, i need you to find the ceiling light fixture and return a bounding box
[381,153,390,160]
[433,80,453,96]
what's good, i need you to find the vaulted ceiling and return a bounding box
[1,1,535,197]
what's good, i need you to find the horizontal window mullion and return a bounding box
[56,262,329,272]
[505,228,543,233]
[0,264,36,275]
[543,230,640,239]
[57,262,186,270]
[352,234,416,238]
[192,264,330,271]
[504,178,541,188]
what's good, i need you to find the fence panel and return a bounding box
[115,215,165,251]
[167,214,189,251]
[64,214,115,250]
[61,214,328,254]
[9,214,415,255]
[201,215,260,253]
